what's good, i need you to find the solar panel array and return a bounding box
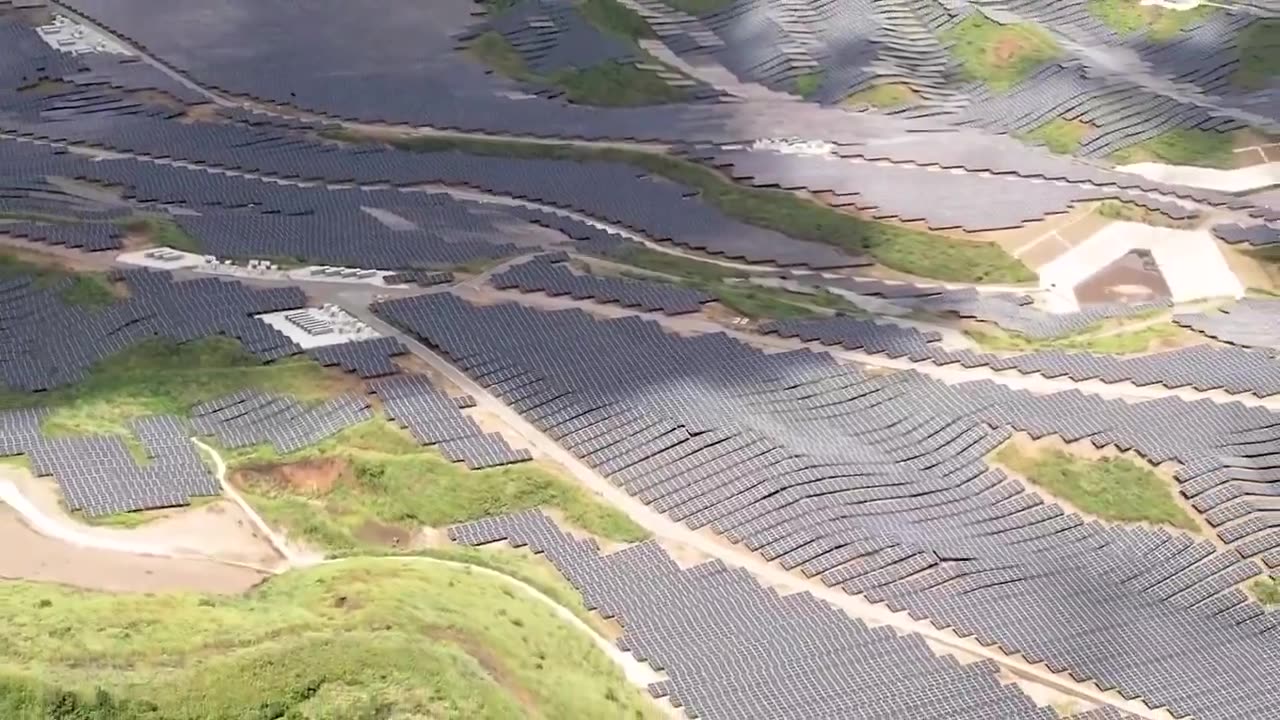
[305,337,408,379]
[376,291,1280,720]
[1212,222,1280,248]
[1175,298,1280,351]
[452,510,1060,720]
[382,270,455,287]
[759,313,1280,397]
[369,374,532,470]
[490,253,713,315]
[190,390,374,454]
[0,408,219,516]
[0,269,306,392]
[691,145,1200,232]
[789,273,1176,339]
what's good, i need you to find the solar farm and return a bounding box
[0,0,1278,717]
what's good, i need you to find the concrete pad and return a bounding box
[256,306,382,349]
[1039,221,1243,309]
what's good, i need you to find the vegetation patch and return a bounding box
[995,444,1199,532]
[228,419,649,551]
[793,71,824,99]
[328,131,1034,283]
[0,560,661,719]
[604,246,861,319]
[1249,576,1280,606]
[964,316,1185,355]
[469,32,685,106]
[943,14,1062,92]
[1096,199,1197,229]
[842,83,921,108]
[0,337,353,438]
[0,252,117,309]
[552,61,688,106]
[1087,0,1216,40]
[1021,118,1092,155]
[1235,19,1280,90]
[658,0,733,14]
[1109,128,1239,169]
[578,0,656,39]
[118,215,201,253]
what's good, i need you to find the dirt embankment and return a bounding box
[232,457,415,549]
[234,457,351,494]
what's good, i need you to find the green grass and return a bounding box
[117,215,201,253]
[329,131,1034,283]
[996,445,1199,531]
[552,61,688,106]
[468,32,537,82]
[1249,577,1280,606]
[469,33,684,106]
[578,0,656,39]
[965,318,1181,355]
[1109,129,1239,169]
[0,454,31,471]
[1022,118,1091,154]
[942,13,1061,92]
[658,0,733,14]
[0,337,351,438]
[842,83,921,108]
[603,246,863,319]
[1087,0,1216,40]
[0,560,662,719]
[228,419,649,550]
[0,253,116,309]
[607,245,741,283]
[1235,19,1280,90]
[1096,199,1195,228]
[793,71,824,99]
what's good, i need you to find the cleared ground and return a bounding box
[0,502,265,594]
[0,559,661,720]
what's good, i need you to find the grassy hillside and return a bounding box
[943,14,1061,91]
[227,419,649,550]
[0,252,116,309]
[1088,0,1216,40]
[0,338,349,438]
[1110,128,1239,169]
[328,131,1034,284]
[0,560,660,719]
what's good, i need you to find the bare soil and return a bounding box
[11,473,284,567]
[991,36,1028,66]
[0,504,266,594]
[236,457,351,495]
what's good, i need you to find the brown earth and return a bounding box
[991,36,1028,66]
[234,457,352,495]
[0,504,267,594]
